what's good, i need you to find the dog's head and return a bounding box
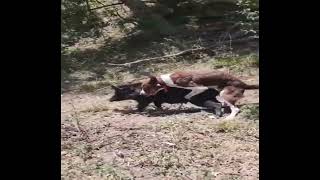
[140,75,163,96]
[109,83,142,101]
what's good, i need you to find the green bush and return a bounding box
[235,0,259,37]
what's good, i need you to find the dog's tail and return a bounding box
[229,80,259,89]
[242,84,259,89]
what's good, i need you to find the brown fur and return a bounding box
[220,86,245,105]
[141,70,259,96]
[141,70,259,119]
[171,71,258,89]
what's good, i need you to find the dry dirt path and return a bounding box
[61,76,259,180]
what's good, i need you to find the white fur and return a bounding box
[225,106,240,120]
[219,90,225,97]
[140,89,146,95]
[209,115,218,119]
[160,74,175,86]
[160,74,241,119]
[208,85,219,89]
[217,89,240,120]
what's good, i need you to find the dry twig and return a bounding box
[107,37,256,67]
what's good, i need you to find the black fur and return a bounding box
[110,83,226,117]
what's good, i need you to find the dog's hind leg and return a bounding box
[216,90,240,120]
[203,100,223,118]
[153,101,163,110]
[216,98,239,120]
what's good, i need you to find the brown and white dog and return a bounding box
[140,70,259,119]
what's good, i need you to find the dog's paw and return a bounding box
[208,115,218,119]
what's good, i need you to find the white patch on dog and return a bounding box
[219,90,225,97]
[140,89,146,95]
[208,85,219,90]
[217,89,240,120]
[160,74,175,86]
[158,73,241,119]
[160,74,209,99]
[225,106,240,120]
[216,90,226,105]
[209,115,218,119]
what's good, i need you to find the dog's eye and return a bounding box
[156,84,161,87]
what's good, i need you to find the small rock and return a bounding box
[114,150,124,158]
[212,172,221,177]
[163,142,176,147]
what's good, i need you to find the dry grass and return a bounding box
[216,121,241,133]
[79,81,111,93]
[240,104,259,121]
[80,105,110,113]
[62,1,259,179]
[62,97,259,179]
[207,53,259,72]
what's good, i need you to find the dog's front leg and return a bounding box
[215,95,240,120]
[137,102,149,112]
[153,101,163,111]
[225,105,240,120]
[216,90,240,120]
[203,100,223,118]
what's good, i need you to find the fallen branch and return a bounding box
[107,37,257,67]
[107,47,209,67]
[90,1,156,11]
[90,2,124,11]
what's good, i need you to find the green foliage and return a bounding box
[241,104,259,120]
[210,54,259,71]
[234,0,259,37]
[216,121,241,133]
[61,0,103,48]
[95,165,131,179]
[61,0,260,84]
[61,0,109,73]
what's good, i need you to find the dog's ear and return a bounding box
[148,75,158,85]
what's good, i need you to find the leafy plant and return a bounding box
[234,0,259,37]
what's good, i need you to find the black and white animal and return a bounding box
[109,82,227,117]
[140,70,259,119]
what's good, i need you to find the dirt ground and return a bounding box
[62,1,259,178]
[61,75,259,180]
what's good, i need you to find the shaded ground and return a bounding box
[61,13,258,93]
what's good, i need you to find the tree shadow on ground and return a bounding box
[114,107,203,116]
[61,3,258,92]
